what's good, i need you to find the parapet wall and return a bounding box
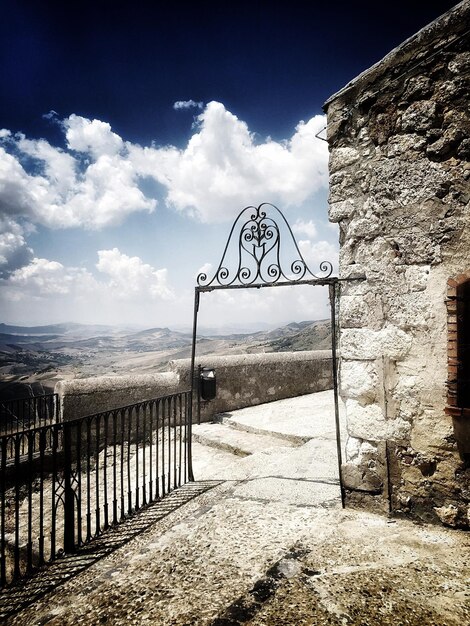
[171,351,333,421]
[56,351,333,423]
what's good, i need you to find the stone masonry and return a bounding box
[324,1,470,526]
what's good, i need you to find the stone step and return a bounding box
[192,422,297,457]
[214,391,342,444]
[216,413,311,445]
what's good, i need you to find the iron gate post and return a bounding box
[329,281,346,508]
[187,287,200,482]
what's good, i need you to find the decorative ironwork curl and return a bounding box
[197,203,334,287]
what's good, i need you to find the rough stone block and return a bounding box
[345,399,411,442]
[340,327,412,361]
[339,296,370,328]
[386,134,427,158]
[342,463,383,492]
[340,360,378,402]
[329,147,360,173]
[404,265,430,292]
[385,292,434,330]
[328,199,357,222]
[401,100,437,132]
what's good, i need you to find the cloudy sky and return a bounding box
[0,0,457,330]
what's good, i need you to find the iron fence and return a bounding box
[0,390,192,588]
[0,393,60,460]
[0,393,59,434]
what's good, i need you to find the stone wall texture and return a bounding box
[56,350,333,424]
[325,1,470,526]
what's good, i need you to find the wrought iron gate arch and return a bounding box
[189,203,345,507]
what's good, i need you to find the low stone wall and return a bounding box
[56,351,333,423]
[56,372,179,422]
[171,351,333,422]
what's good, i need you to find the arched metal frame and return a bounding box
[189,203,345,506]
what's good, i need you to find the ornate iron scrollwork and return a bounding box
[197,203,333,287]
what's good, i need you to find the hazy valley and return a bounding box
[0,320,331,400]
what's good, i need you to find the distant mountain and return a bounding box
[0,323,75,335]
[0,323,116,337]
[260,320,331,352]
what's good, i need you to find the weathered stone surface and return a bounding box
[345,399,411,442]
[404,265,430,292]
[342,463,383,492]
[328,199,356,222]
[401,100,438,132]
[448,51,470,74]
[386,133,427,158]
[341,291,383,330]
[5,480,470,625]
[328,147,360,173]
[340,327,412,361]
[402,74,432,100]
[434,504,461,527]
[340,360,378,401]
[427,127,464,160]
[324,1,470,523]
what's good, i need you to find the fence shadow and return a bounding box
[0,480,221,621]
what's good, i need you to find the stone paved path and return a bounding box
[2,392,469,625]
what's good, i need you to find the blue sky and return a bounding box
[0,0,458,330]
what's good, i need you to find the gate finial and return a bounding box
[197,203,333,288]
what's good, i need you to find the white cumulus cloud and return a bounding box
[63,114,124,158]
[0,102,330,314]
[2,248,174,324]
[0,217,34,277]
[128,101,328,222]
[298,239,338,275]
[173,100,204,110]
[0,119,155,230]
[96,248,174,300]
[5,257,96,299]
[1,104,327,234]
[292,219,317,239]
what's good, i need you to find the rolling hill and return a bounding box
[0,320,331,400]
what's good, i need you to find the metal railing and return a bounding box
[0,393,59,434]
[0,390,192,588]
[0,393,60,460]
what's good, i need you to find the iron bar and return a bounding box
[135,406,140,510]
[13,435,21,580]
[95,415,101,536]
[103,412,109,530]
[188,288,199,479]
[38,429,45,565]
[63,422,75,553]
[76,421,83,546]
[26,431,33,572]
[142,404,147,506]
[0,437,6,586]
[155,400,161,499]
[86,419,92,541]
[112,411,118,525]
[329,282,345,508]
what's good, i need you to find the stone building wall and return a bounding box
[324,1,470,526]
